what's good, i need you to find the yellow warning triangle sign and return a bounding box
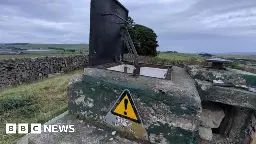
[111,89,141,124]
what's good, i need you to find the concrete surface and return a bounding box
[26,112,146,144]
[198,126,212,141]
[107,64,135,74]
[68,66,202,143]
[107,64,168,79]
[17,111,69,144]
[199,107,225,128]
[186,65,247,86]
[196,79,256,110]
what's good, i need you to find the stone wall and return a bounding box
[0,54,202,89]
[0,55,88,89]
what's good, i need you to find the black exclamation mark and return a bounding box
[124,99,128,115]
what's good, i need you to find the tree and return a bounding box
[127,16,135,26]
[126,17,159,56]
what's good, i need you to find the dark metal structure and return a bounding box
[89,0,129,66]
[89,0,140,75]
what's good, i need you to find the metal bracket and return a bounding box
[121,27,140,76]
[102,13,140,76]
[101,13,129,24]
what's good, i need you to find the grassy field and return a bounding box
[0,70,83,144]
[0,53,83,60]
[218,54,256,61]
[157,52,204,62]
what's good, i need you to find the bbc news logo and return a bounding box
[6,123,75,134]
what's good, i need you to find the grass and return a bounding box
[0,70,83,144]
[231,63,256,74]
[218,54,256,61]
[0,53,84,60]
[157,52,204,62]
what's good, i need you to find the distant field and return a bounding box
[217,54,256,61]
[157,52,204,61]
[0,43,89,60]
[0,53,83,60]
[0,43,89,50]
[31,44,89,50]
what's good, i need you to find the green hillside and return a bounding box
[157,52,204,62]
[218,54,256,61]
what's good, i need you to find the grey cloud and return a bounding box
[0,0,89,22]
[0,0,255,53]
[122,0,256,52]
[0,0,90,44]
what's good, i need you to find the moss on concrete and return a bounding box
[147,123,196,144]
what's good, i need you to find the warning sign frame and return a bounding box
[111,89,142,124]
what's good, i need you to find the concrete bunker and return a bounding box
[187,59,256,143]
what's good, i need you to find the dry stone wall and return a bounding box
[0,55,88,89]
[0,54,202,89]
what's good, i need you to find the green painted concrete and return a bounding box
[68,67,201,143]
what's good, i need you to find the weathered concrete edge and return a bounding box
[196,79,256,110]
[16,111,69,144]
[83,67,202,115]
[26,111,148,144]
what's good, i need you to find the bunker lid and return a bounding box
[206,58,233,63]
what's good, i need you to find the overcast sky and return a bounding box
[0,0,256,53]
